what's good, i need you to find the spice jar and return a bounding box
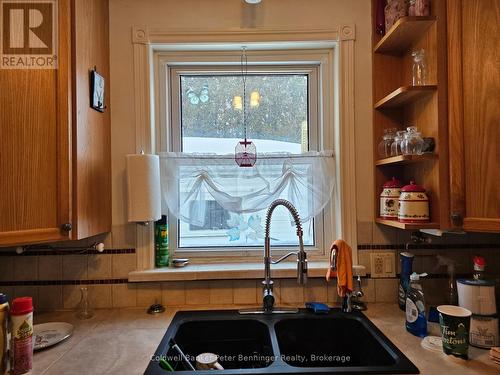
[10,297,34,375]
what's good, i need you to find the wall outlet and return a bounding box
[370,252,396,278]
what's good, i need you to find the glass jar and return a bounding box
[391,130,406,156]
[411,49,428,86]
[402,126,424,155]
[378,128,396,158]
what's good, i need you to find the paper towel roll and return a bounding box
[126,154,161,222]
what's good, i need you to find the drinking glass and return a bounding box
[77,286,94,319]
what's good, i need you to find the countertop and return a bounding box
[32,303,498,375]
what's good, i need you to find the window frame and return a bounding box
[154,47,337,261]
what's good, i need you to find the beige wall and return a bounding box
[108,0,374,248]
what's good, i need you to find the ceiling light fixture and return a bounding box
[245,0,262,4]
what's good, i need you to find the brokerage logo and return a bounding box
[1,0,57,69]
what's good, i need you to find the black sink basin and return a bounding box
[275,317,396,368]
[165,319,273,370]
[144,309,419,374]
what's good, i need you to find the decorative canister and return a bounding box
[398,181,430,222]
[380,177,402,220]
[408,0,430,17]
[385,0,408,32]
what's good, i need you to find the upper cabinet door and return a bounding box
[71,0,111,239]
[448,0,500,232]
[0,0,72,245]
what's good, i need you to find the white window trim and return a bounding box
[157,51,327,260]
[131,25,358,271]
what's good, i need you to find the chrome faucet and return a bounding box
[240,199,308,314]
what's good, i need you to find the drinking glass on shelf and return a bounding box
[390,130,406,156]
[378,128,396,158]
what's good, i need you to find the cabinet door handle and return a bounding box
[450,213,463,227]
[61,223,72,232]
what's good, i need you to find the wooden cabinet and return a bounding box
[447,0,500,232]
[0,0,111,246]
[372,1,450,231]
[372,0,500,233]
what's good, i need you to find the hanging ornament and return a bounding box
[235,47,257,167]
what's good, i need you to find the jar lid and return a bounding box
[383,177,402,188]
[401,180,425,192]
[473,255,486,267]
[457,278,495,286]
[11,296,33,315]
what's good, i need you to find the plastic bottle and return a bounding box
[398,252,414,311]
[0,293,9,375]
[473,255,486,280]
[10,297,33,375]
[155,215,169,268]
[406,272,428,337]
[436,255,458,305]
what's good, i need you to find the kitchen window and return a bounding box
[155,47,336,258]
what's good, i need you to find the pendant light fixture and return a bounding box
[235,47,257,167]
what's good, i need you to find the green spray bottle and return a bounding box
[155,215,169,268]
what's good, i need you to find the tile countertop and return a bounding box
[32,303,498,375]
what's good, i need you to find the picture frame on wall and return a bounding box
[90,68,106,112]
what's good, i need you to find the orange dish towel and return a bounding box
[326,239,353,298]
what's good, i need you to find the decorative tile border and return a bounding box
[0,279,129,286]
[358,243,500,250]
[0,248,135,256]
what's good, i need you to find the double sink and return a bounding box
[145,309,419,374]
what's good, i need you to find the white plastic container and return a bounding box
[470,314,499,348]
[457,279,496,316]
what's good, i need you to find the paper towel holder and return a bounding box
[136,150,151,227]
[126,151,162,225]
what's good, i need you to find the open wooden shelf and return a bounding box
[375,153,437,166]
[376,218,440,230]
[374,85,437,109]
[374,16,436,55]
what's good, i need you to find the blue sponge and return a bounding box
[305,302,330,314]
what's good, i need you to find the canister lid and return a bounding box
[383,177,402,188]
[457,278,495,286]
[401,180,425,192]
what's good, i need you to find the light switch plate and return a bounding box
[370,252,396,278]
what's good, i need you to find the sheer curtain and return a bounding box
[160,151,335,227]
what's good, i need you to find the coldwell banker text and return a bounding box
[0,0,58,69]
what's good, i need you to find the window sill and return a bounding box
[128,261,329,282]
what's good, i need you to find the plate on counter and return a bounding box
[34,322,74,351]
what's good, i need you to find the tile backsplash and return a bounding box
[0,248,396,311]
[1,239,499,312]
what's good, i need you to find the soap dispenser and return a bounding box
[405,272,428,337]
